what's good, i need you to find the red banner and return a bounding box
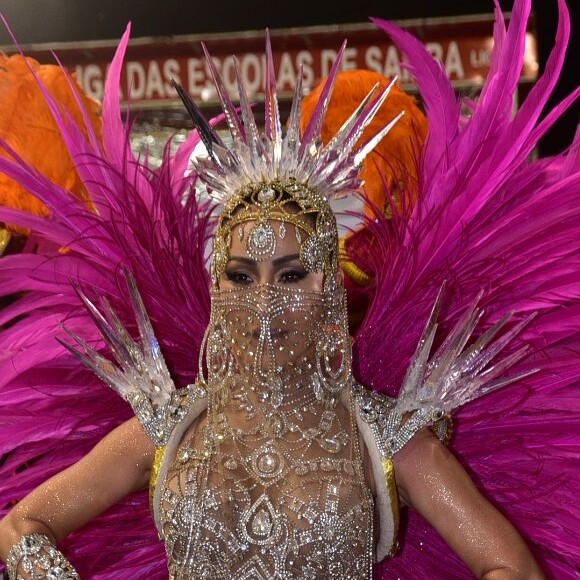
[5,17,538,108]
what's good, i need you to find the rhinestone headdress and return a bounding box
[173,31,403,286]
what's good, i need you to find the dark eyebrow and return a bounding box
[226,254,302,267]
[272,254,301,267]
[227,256,256,266]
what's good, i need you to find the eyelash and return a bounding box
[224,268,307,285]
[225,271,253,285]
[279,269,307,283]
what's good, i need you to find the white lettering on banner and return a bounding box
[364,45,386,74]
[127,59,182,99]
[72,38,479,105]
[145,61,164,99]
[187,57,206,98]
[320,49,339,77]
[384,45,405,79]
[470,47,490,68]
[164,59,181,90]
[445,41,465,78]
[342,47,358,71]
[126,61,146,99]
[278,52,297,89]
[221,56,238,94]
[363,45,411,81]
[75,64,104,100]
[239,53,262,94]
[425,41,464,78]
[425,41,444,61]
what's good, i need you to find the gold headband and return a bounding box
[211,178,338,289]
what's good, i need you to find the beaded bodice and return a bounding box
[158,393,374,579]
[157,283,374,578]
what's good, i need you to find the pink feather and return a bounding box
[357,2,580,577]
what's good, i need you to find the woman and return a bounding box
[0,29,544,580]
[0,197,544,579]
[1,0,579,577]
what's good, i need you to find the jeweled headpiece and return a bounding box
[173,31,403,286]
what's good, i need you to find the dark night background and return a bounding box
[0,0,578,156]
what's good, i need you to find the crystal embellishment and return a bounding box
[241,495,280,545]
[252,509,272,536]
[247,221,276,261]
[257,186,276,203]
[251,446,284,479]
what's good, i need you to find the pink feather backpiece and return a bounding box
[352,0,580,577]
[0,0,579,577]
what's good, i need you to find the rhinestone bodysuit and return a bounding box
[157,284,374,579]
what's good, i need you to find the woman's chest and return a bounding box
[158,428,374,579]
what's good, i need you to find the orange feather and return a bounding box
[0,54,102,233]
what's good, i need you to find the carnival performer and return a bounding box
[0,0,579,578]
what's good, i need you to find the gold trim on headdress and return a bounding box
[212,177,338,284]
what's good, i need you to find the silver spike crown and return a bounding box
[179,30,404,205]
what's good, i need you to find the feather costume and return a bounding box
[0,0,579,577]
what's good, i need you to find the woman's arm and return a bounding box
[0,417,155,564]
[394,428,545,580]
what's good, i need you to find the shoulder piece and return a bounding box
[129,381,207,447]
[58,270,208,448]
[352,383,451,561]
[354,383,452,457]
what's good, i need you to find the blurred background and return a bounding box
[0,0,577,165]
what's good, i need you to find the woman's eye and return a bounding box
[279,269,307,283]
[225,271,253,285]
